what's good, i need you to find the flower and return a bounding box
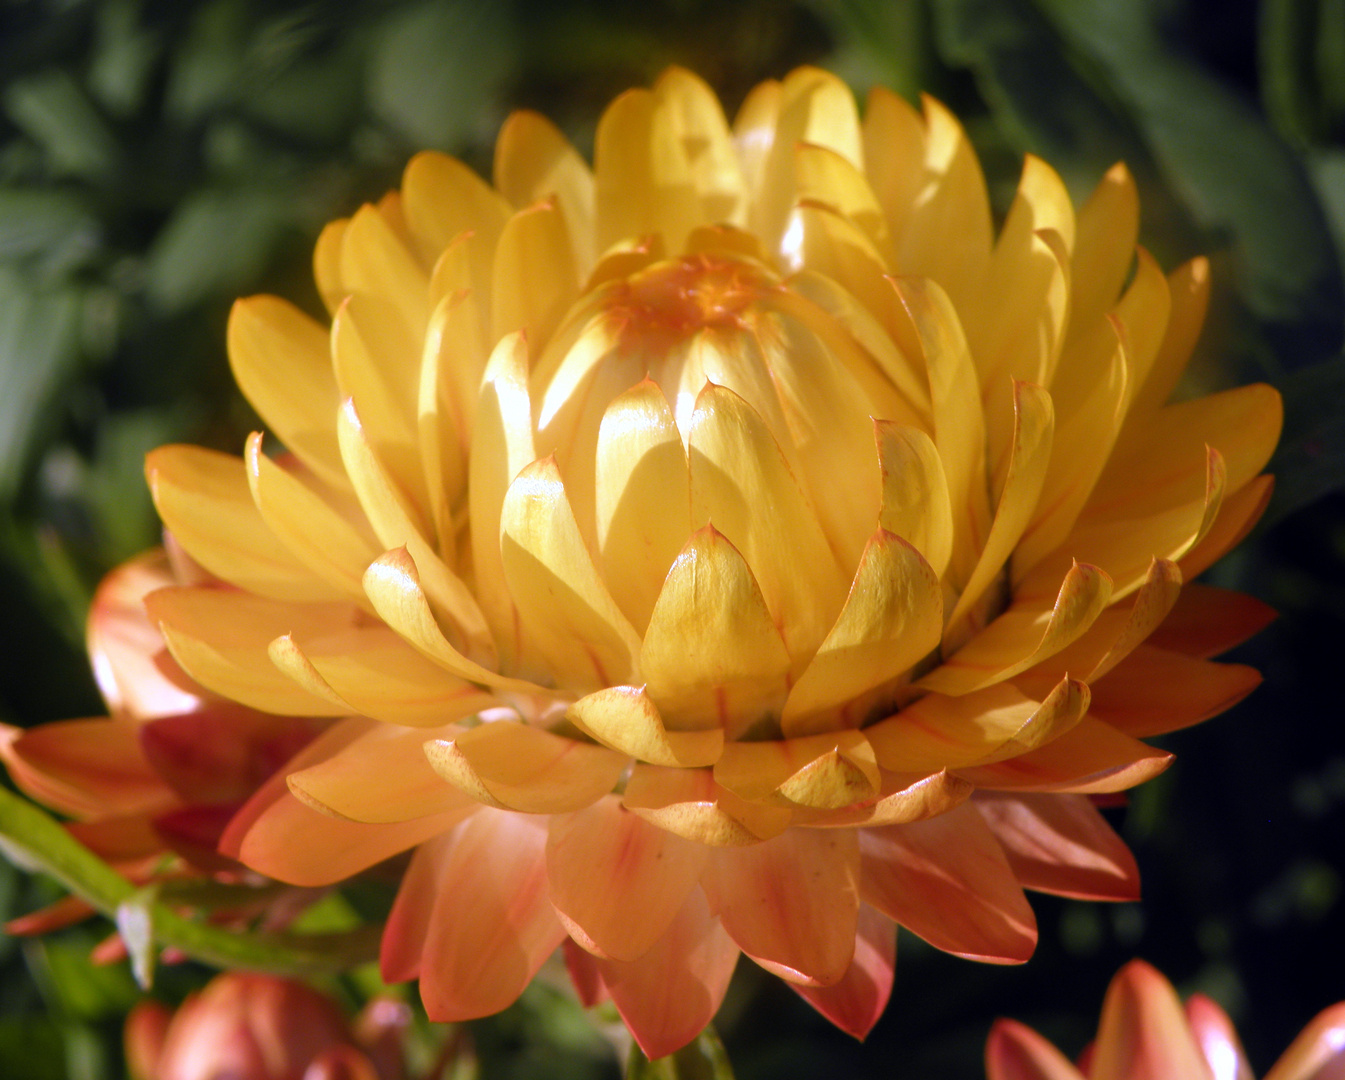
[125,972,413,1080]
[135,67,1279,1057]
[986,959,1345,1080]
[0,545,327,937]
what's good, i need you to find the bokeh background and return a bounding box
[0,1,1342,1077]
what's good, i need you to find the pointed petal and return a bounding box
[622,764,792,846]
[1084,646,1262,738]
[1090,960,1212,1080]
[985,1018,1086,1080]
[424,722,624,813]
[494,110,595,268]
[1069,163,1141,345]
[1262,1001,1345,1080]
[875,421,954,578]
[795,142,892,259]
[791,903,895,1040]
[567,686,722,767]
[400,150,511,270]
[957,718,1172,794]
[595,887,738,1061]
[713,730,880,810]
[1185,995,1254,1080]
[417,810,568,1021]
[1146,584,1276,660]
[381,835,445,982]
[500,456,642,690]
[1126,257,1211,423]
[336,203,429,335]
[641,525,791,737]
[2,720,169,818]
[702,828,859,986]
[975,791,1140,901]
[547,794,706,961]
[491,197,579,344]
[796,769,973,829]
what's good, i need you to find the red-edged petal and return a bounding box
[791,904,896,1040]
[985,1018,1085,1080]
[1184,995,1253,1080]
[1090,959,1213,1080]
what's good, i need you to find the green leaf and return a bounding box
[3,71,119,181]
[1267,352,1345,522]
[0,189,100,271]
[625,1027,734,1080]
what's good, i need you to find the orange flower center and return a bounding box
[605,253,776,350]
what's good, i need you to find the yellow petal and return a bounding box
[567,685,723,767]
[312,218,348,315]
[687,383,847,662]
[1069,162,1140,345]
[499,456,642,691]
[640,525,792,738]
[919,561,1113,696]
[227,296,347,489]
[491,197,580,345]
[146,445,335,603]
[494,109,595,261]
[655,66,746,228]
[875,421,954,577]
[423,721,624,813]
[622,763,791,846]
[796,769,973,829]
[337,202,430,337]
[1125,256,1210,423]
[713,730,881,810]
[399,150,511,270]
[782,530,943,736]
[594,379,691,633]
[795,142,892,260]
[866,677,1090,773]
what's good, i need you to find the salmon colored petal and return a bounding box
[563,937,609,1007]
[1146,583,1276,660]
[547,794,707,961]
[417,810,568,1021]
[641,525,792,737]
[145,587,357,716]
[380,833,446,982]
[957,718,1172,794]
[860,802,1037,963]
[974,791,1140,901]
[918,562,1112,696]
[567,686,723,768]
[594,887,738,1061]
[2,720,170,819]
[702,827,859,986]
[791,904,895,1041]
[1090,959,1212,1080]
[1085,646,1262,738]
[714,730,881,810]
[424,721,624,814]
[875,421,954,578]
[594,379,692,633]
[1262,1001,1345,1080]
[687,382,848,662]
[783,530,943,737]
[146,445,336,603]
[870,678,1089,774]
[985,1018,1086,1080]
[622,764,792,846]
[1185,995,1254,1080]
[70,811,173,866]
[288,724,477,824]
[227,295,347,490]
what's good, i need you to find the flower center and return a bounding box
[606,253,776,350]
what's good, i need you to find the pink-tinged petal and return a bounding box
[1145,584,1276,660]
[860,801,1037,963]
[1263,1001,1345,1080]
[1185,995,1254,1080]
[985,1018,1086,1080]
[563,937,610,1007]
[1085,646,1262,738]
[1090,960,1213,1080]
[424,721,625,814]
[702,828,859,986]
[288,724,477,824]
[622,764,792,847]
[791,904,895,1040]
[957,718,1172,794]
[69,811,175,865]
[547,795,706,961]
[380,834,446,983]
[567,686,723,768]
[2,720,171,819]
[595,887,738,1061]
[417,810,568,1021]
[974,792,1140,901]
[87,550,202,720]
[5,894,97,937]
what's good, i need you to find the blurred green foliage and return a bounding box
[0,1,1341,1078]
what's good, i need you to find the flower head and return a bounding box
[986,959,1345,1080]
[136,67,1278,1056]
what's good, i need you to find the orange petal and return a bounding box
[547,795,706,961]
[974,792,1139,901]
[791,904,895,1040]
[860,802,1037,963]
[594,887,738,1061]
[424,722,624,814]
[702,828,858,986]
[1263,1001,1345,1080]
[1090,960,1211,1080]
[1085,646,1262,738]
[416,810,567,1021]
[2,720,169,819]
[1184,995,1254,1080]
[1145,583,1275,660]
[985,1018,1086,1080]
[622,764,792,846]
[381,835,443,982]
[957,718,1172,794]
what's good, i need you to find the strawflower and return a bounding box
[986,959,1345,1080]
[127,67,1278,1056]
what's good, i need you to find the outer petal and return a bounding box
[622,764,792,847]
[493,109,595,267]
[791,904,896,1041]
[1185,995,1254,1080]
[1145,583,1276,660]
[1263,1001,1345,1080]
[860,802,1037,963]
[975,791,1140,901]
[985,1018,1086,1080]
[416,810,568,1021]
[1,721,170,819]
[547,795,707,961]
[956,718,1172,794]
[594,887,738,1061]
[701,827,859,986]
[1085,646,1262,738]
[1090,960,1214,1080]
